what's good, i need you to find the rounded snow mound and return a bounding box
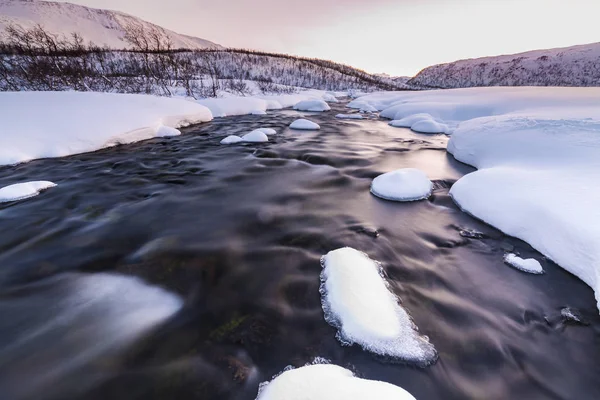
[293,99,331,112]
[242,130,269,143]
[389,113,434,128]
[290,119,320,130]
[322,93,339,103]
[220,135,244,145]
[0,181,56,203]
[504,254,544,274]
[256,362,416,400]
[257,128,277,135]
[155,124,181,137]
[371,169,433,202]
[320,247,437,365]
[389,113,449,134]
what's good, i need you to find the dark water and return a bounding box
[0,102,598,400]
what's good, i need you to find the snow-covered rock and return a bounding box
[290,119,320,130]
[371,169,433,202]
[220,135,244,145]
[503,254,544,275]
[242,130,269,143]
[155,125,181,137]
[293,99,331,112]
[0,181,56,203]
[0,91,213,166]
[257,128,277,135]
[321,93,339,103]
[336,114,364,120]
[411,119,449,134]
[0,0,222,50]
[256,363,416,400]
[389,114,434,128]
[410,42,600,89]
[320,247,437,364]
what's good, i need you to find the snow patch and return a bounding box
[242,130,269,143]
[0,181,57,203]
[371,169,433,202]
[504,254,544,275]
[220,135,244,145]
[257,128,277,135]
[290,119,320,130]
[320,247,437,364]
[256,362,416,400]
[293,99,331,112]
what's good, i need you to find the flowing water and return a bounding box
[0,102,598,400]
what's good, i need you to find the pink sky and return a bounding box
[55,0,600,76]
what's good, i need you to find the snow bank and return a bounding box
[290,119,320,130]
[389,114,434,128]
[504,254,544,275]
[0,181,56,203]
[256,362,416,400]
[336,114,364,120]
[355,87,600,311]
[371,169,433,202]
[242,130,269,143]
[320,247,437,364]
[251,110,268,115]
[0,92,213,166]
[389,113,449,134]
[293,99,331,112]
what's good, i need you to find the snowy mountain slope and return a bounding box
[409,42,600,88]
[0,0,222,49]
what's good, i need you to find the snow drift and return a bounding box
[0,91,213,166]
[320,247,437,364]
[355,87,600,312]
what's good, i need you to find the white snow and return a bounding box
[0,181,56,203]
[220,135,244,145]
[389,113,449,134]
[257,128,277,135]
[242,130,269,143]
[322,93,339,103]
[256,363,416,400]
[290,119,320,130]
[293,99,331,112]
[251,110,267,115]
[155,125,181,137]
[336,114,364,120]
[371,169,433,202]
[389,114,434,128]
[320,247,437,364]
[0,0,222,50]
[355,87,600,312]
[0,91,213,166]
[504,254,544,275]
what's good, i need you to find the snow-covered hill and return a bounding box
[0,0,222,50]
[409,43,600,88]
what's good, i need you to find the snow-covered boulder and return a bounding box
[322,93,339,103]
[0,181,56,203]
[504,254,544,275]
[290,119,320,130]
[155,125,181,137]
[293,100,331,112]
[242,130,269,143]
[411,119,449,134]
[257,128,277,135]
[371,169,433,202]
[220,135,244,145]
[320,247,437,364]
[256,363,416,400]
[389,113,434,128]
